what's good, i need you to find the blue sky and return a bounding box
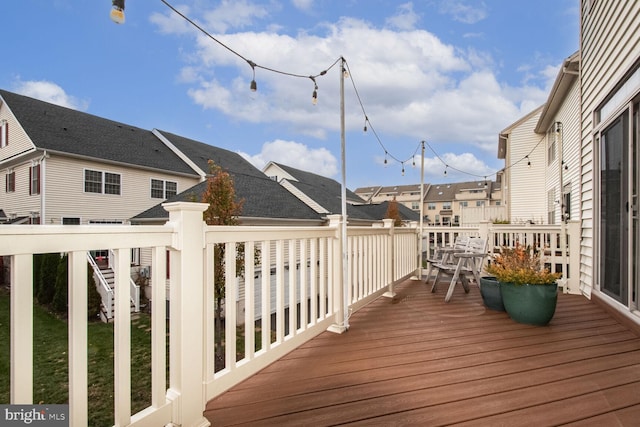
[1,0,578,189]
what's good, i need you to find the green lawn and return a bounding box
[0,292,158,426]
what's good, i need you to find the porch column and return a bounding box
[382,219,396,298]
[163,202,210,427]
[327,214,348,334]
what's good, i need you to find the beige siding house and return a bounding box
[498,106,547,223]
[0,90,201,225]
[578,0,640,319]
[500,1,639,324]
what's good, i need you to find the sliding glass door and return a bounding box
[600,111,629,304]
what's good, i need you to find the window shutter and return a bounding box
[36,164,41,194]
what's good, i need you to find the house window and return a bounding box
[151,179,178,199]
[460,201,468,208]
[442,202,452,210]
[411,202,420,210]
[5,170,15,192]
[104,172,121,195]
[62,217,81,225]
[476,201,485,207]
[427,203,436,210]
[29,164,40,195]
[84,169,121,195]
[0,120,8,148]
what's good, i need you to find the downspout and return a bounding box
[39,151,48,224]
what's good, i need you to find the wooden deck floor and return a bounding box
[204,277,640,426]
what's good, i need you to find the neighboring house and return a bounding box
[578,0,639,318]
[497,106,547,224]
[355,184,424,212]
[499,0,639,324]
[356,181,503,226]
[0,89,202,225]
[534,51,581,226]
[263,162,419,224]
[132,138,322,226]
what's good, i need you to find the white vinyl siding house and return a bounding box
[43,156,198,224]
[499,107,547,223]
[579,0,640,316]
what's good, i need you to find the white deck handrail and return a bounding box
[1,205,581,426]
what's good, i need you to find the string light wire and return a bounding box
[160,0,541,181]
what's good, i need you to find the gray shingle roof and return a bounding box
[0,90,196,175]
[157,130,266,178]
[132,171,321,221]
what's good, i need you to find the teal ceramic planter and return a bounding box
[479,276,505,312]
[500,282,558,326]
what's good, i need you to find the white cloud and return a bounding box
[423,152,496,182]
[439,0,488,24]
[291,0,314,12]
[386,3,420,31]
[12,80,88,110]
[239,139,338,177]
[151,5,555,155]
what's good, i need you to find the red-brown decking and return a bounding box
[204,278,640,426]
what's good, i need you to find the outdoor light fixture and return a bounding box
[248,60,257,92]
[526,155,531,168]
[310,77,318,105]
[110,0,125,24]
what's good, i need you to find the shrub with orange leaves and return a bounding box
[486,243,561,285]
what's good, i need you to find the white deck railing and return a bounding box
[0,204,420,426]
[0,204,580,426]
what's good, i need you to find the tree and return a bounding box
[384,198,403,227]
[202,160,245,369]
[36,253,60,305]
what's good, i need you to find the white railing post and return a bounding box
[68,251,88,427]
[163,202,210,427]
[10,254,33,404]
[382,219,395,298]
[327,214,347,334]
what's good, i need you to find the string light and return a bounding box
[310,77,318,105]
[110,0,125,24]
[155,0,542,181]
[248,60,257,92]
[159,0,340,104]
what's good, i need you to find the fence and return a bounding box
[0,203,418,426]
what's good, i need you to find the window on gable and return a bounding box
[84,169,121,195]
[0,120,8,148]
[29,164,40,195]
[151,179,178,199]
[5,170,15,192]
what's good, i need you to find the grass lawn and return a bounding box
[0,291,158,426]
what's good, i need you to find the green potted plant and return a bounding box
[485,243,561,325]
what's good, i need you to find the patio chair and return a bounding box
[430,237,488,302]
[424,235,470,283]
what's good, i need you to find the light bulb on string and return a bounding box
[110,0,125,24]
[310,76,318,105]
[363,117,368,133]
[401,162,405,176]
[526,155,531,168]
[248,60,257,92]
[412,157,416,168]
[384,152,388,166]
[444,166,448,176]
